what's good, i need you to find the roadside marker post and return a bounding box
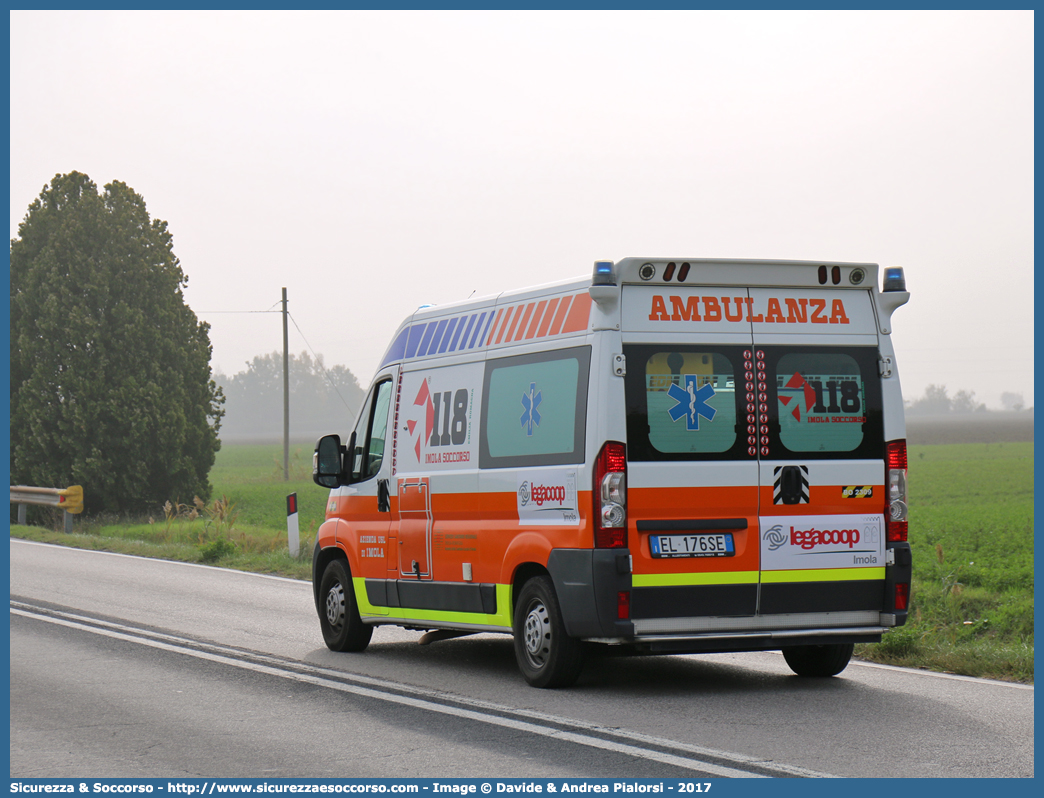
[286,493,300,558]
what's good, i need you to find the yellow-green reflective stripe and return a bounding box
[761,568,886,583]
[353,577,388,617]
[354,578,513,629]
[633,569,885,588]
[632,571,759,588]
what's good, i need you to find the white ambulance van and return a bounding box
[312,258,912,687]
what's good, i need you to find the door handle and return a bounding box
[778,465,809,505]
[377,479,390,513]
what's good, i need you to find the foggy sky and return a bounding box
[9,10,1035,410]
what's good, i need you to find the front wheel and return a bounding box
[782,643,854,677]
[318,559,373,652]
[512,575,584,688]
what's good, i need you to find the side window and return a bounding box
[768,348,883,458]
[352,378,393,481]
[349,390,374,480]
[625,345,746,461]
[479,347,591,468]
[366,380,393,477]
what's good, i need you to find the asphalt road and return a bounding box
[8,539,1034,778]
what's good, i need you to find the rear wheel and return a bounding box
[512,575,584,688]
[318,559,373,652]
[782,643,854,677]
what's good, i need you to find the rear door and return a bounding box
[750,288,887,622]
[622,287,761,633]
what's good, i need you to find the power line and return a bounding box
[287,311,359,417]
[196,299,283,314]
[201,301,361,417]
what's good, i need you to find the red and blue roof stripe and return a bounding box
[378,291,592,370]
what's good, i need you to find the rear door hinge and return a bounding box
[613,353,626,377]
[879,356,894,378]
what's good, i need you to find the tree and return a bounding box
[951,389,986,414]
[906,383,952,415]
[215,351,363,439]
[1000,392,1025,412]
[10,172,224,514]
[906,384,991,414]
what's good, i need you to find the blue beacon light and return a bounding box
[882,267,906,292]
[593,260,615,286]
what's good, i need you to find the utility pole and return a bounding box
[282,287,289,482]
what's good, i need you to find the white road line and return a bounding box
[848,658,1034,689]
[12,540,1032,691]
[12,602,837,779]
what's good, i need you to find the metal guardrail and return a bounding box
[11,485,84,533]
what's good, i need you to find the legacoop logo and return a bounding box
[518,481,531,507]
[791,525,860,550]
[764,524,787,551]
[530,484,566,506]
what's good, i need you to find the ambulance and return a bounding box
[312,258,912,688]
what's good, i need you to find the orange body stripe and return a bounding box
[536,297,559,338]
[758,484,884,516]
[629,485,760,575]
[547,295,573,335]
[525,300,548,339]
[512,303,535,341]
[485,308,506,346]
[561,292,592,333]
[494,307,514,344]
[502,305,524,341]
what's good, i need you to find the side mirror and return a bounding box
[313,433,354,488]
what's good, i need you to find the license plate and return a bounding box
[649,533,735,558]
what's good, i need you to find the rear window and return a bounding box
[775,352,867,453]
[642,350,738,454]
[767,348,883,459]
[625,345,883,461]
[625,345,748,462]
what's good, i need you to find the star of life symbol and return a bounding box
[520,383,542,436]
[667,376,716,430]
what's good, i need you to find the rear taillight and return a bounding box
[894,583,910,611]
[886,439,908,542]
[617,591,631,619]
[594,441,627,548]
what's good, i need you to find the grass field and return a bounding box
[854,441,1034,682]
[12,444,326,579]
[11,439,1034,682]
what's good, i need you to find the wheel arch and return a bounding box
[313,516,363,614]
[500,531,555,606]
[312,540,350,617]
[510,562,551,618]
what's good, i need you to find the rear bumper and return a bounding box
[631,625,886,643]
[547,548,898,648]
[597,614,887,652]
[618,626,885,654]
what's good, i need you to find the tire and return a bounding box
[782,643,854,677]
[318,559,373,652]
[512,575,584,688]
